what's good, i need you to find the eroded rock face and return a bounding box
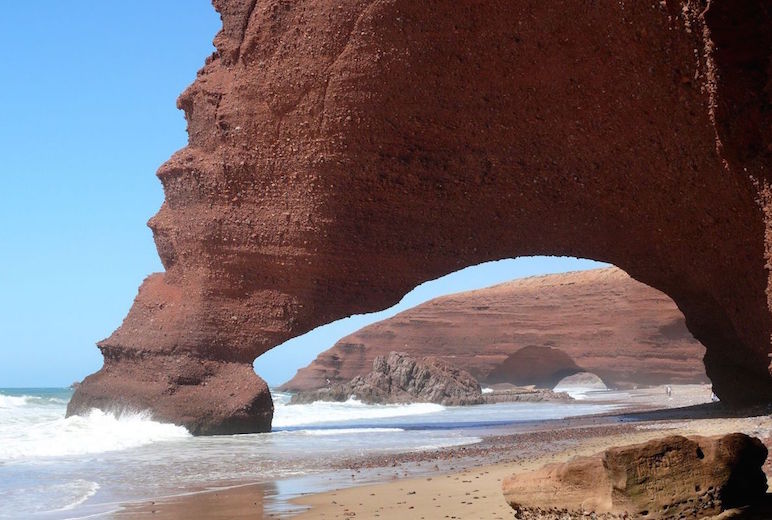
[71,0,772,433]
[486,346,581,388]
[282,268,707,392]
[290,352,483,406]
[503,433,769,519]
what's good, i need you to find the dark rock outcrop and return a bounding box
[283,268,707,392]
[503,433,769,519]
[70,0,772,433]
[481,387,572,404]
[290,352,483,406]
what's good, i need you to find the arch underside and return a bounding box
[68,0,772,434]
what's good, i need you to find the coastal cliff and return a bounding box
[69,0,772,434]
[282,268,708,392]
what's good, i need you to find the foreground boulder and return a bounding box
[503,433,768,519]
[291,352,483,406]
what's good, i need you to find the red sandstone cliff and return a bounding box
[68,0,772,434]
[281,268,708,392]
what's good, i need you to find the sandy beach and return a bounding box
[114,484,270,519]
[110,385,772,519]
[293,417,772,519]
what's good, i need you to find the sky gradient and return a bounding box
[0,2,604,388]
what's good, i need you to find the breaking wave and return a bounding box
[272,396,445,428]
[0,394,32,408]
[293,427,405,436]
[0,391,190,462]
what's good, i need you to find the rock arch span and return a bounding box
[280,266,709,393]
[68,0,772,434]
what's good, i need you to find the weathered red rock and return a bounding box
[502,433,769,519]
[70,0,772,433]
[282,268,708,392]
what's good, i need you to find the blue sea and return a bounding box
[0,387,621,519]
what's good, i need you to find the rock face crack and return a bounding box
[69,0,772,434]
[235,0,258,62]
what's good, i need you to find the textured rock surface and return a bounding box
[503,433,769,519]
[290,352,483,405]
[486,345,583,388]
[71,0,772,432]
[481,387,572,404]
[283,268,707,392]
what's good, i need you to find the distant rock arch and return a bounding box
[485,346,581,389]
[69,0,772,434]
[554,373,608,394]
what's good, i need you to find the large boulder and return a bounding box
[291,352,483,406]
[503,433,769,519]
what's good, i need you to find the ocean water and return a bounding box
[0,388,620,519]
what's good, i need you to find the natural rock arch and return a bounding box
[68,0,772,434]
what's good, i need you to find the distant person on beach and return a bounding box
[666,385,672,398]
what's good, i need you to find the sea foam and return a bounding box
[272,397,444,428]
[0,402,190,461]
[295,427,405,436]
[0,394,30,408]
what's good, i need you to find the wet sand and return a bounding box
[113,483,271,519]
[112,385,772,519]
[294,415,772,519]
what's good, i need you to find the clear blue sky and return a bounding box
[0,2,604,388]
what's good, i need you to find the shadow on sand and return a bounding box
[617,402,772,423]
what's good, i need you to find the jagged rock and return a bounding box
[503,433,769,519]
[70,0,772,433]
[290,352,483,406]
